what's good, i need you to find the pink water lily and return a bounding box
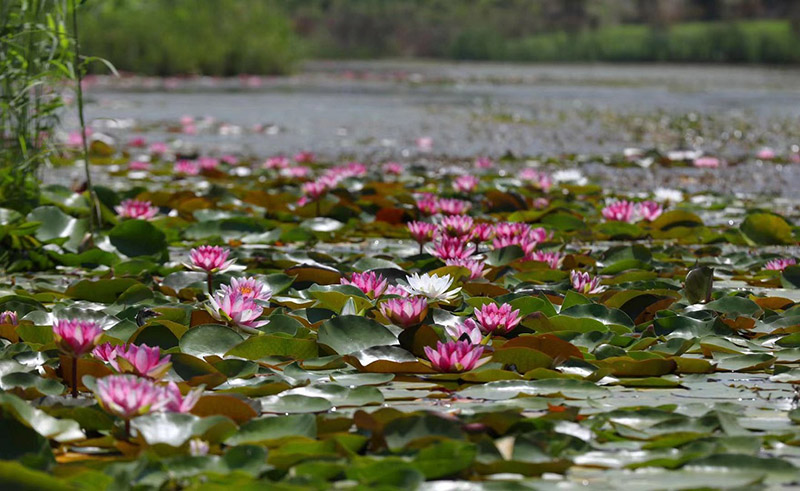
[211,290,268,333]
[302,180,329,201]
[379,296,428,328]
[149,141,169,155]
[424,340,485,372]
[445,319,485,344]
[473,303,521,334]
[529,250,562,269]
[471,222,495,243]
[636,200,663,222]
[92,342,120,364]
[220,276,272,302]
[174,160,200,175]
[694,156,720,168]
[408,221,437,245]
[198,157,220,170]
[602,200,636,222]
[341,271,388,298]
[446,258,488,280]
[474,157,493,169]
[113,344,172,380]
[164,382,204,413]
[94,375,168,420]
[453,175,479,193]
[0,310,17,326]
[53,319,104,357]
[282,166,311,179]
[439,215,474,238]
[438,198,472,216]
[416,197,439,216]
[765,258,797,271]
[383,162,404,175]
[570,270,605,295]
[416,137,433,151]
[115,199,159,220]
[431,236,476,260]
[294,151,315,163]
[188,246,235,273]
[520,168,552,191]
[264,156,290,170]
[757,148,776,160]
[128,160,151,171]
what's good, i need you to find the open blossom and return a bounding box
[174,160,200,175]
[453,175,479,193]
[402,273,461,303]
[408,221,437,244]
[602,200,636,222]
[694,156,720,168]
[439,215,474,238]
[416,137,433,151]
[474,157,493,169]
[149,141,169,155]
[0,311,17,326]
[92,342,119,363]
[128,136,146,148]
[302,180,328,200]
[198,157,220,170]
[113,344,172,380]
[471,222,495,242]
[220,277,272,301]
[474,303,521,334]
[264,156,290,169]
[95,375,168,419]
[53,319,104,357]
[384,284,410,297]
[438,198,472,216]
[446,258,488,280]
[424,340,485,372]
[765,258,797,271]
[282,166,311,179]
[520,168,553,191]
[416,197,439,216]
[190,439,210,456]
[570,270,605,295]
[115,199,159,220]
[164,382,203,413]
[445,319,485,344]
[383,162,404,175]
[210,290,268,332]
[341,271,388,298]
[294,151,315,163]
[529,250,562,269]
[129,160,151,171]
[379,297,428,328]
[636,201,663,221]
[431,236,476,260]
[221,154,238,165]
[188,246,235,274]
[757,148,776,160]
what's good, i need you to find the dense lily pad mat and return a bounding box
[3,139,800,489]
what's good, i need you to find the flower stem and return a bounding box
[419,242,424,255]
[207,272,214,296]
[124,419,131,439]
[315,199,321,217]
[71,356,78,398]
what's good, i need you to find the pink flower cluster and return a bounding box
[602,200,663,222]
[453,175,479,193]
[519,168,553,191]
[491,222,550,261]
[94,375,203,420]
[93,342,172,379]
[174,160,200,176]
[414,195,472,216]
[765,258,796,271]
[115,199,159,220]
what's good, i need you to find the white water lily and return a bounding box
[653,187,684,203]
[401,273,461,303]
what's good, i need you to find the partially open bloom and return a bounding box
[765,258,797,271]
[149,142,169,155]
[210,290,268,333]
[416,137,433,151]
[520,168,552,191]
[473,303,521,334]
[445,319,485,344]
[115,199,159,220]
[636,200,663,221]
[174,160,200,176]
[282,166,311,179]
[757,148,776,160]
[438,198,472,216]
[113,344,172,380]
[402,273,461,303]
[529,250,562,269]
[383,162,404,175]
[95,375,168,419]
[220,276,272,302]
[471,222,495,243]
[188,246,235,273]
[0,311,17,326]
[53,319,104,357]
[129,160,151,171]
[341,271,388,298]
[302,180,328,201]
[164,382,203,413]
[453,175,479,193]
[439,215,474,238]
[379,296,428,328]
[384,284,410,297]
[294,151,315,163]
[602,200,636,222]
[264,156,290,170]
[198,157,220,170]
[92,342,120,364]
[424,340,485,372]
[474,157,493,169]
[431,236,476,261]
[408,221,437,244]
[445,258,488,280]
[416,197,439,216]
[570,270,605,295]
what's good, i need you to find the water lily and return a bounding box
[445,319,485,344]
[383,162,404,175]
[210,290,268,334]
[473,303,521,334]
[379,296,428,328]
[115,199,159,220]
[94,375,168,422]
[474,157,493,169]
[602,200,636,222]
[431,236,476,261]
[53,319,104,357]
[471,222,495,243]
[164,381,203,413]
[294,151,315,163]
[453,175,479,193]
[402,273,461,303]
[416,197,439,216]
[636,200,663,222]
[92,342,120,364]
[408,221,437,244]
[220,276,272,302]
[198,157,220,170]
[0,310,17,326]
[188,246,235,273]
[570,270,605,295]
[438,198,472,215]
[694,156,720,168]
[424,340,485,372]
[128,160,151,171]
[520,168,552,191]
[113,344,172,380]
[341,271,388,298]
[439,215,474,238]
[149,141,169,155]
[174,160,200,175]
[416,137,433,151]
[757,148,776,160]
[765,258,796,271]
[529,250,562,269]
[445,258,488,280]
[264,156,290,169]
